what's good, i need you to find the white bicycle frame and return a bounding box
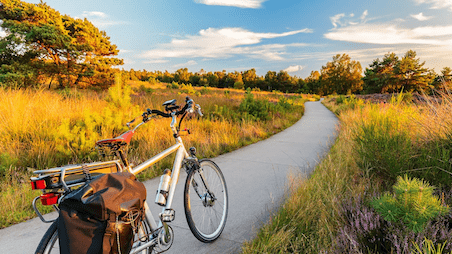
[127,112,190,253]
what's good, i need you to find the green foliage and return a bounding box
[233,81,244,90]
[135,84,154,94]
[0,153,18,177]
[371,175,449,233]
[179,84,196,94]
[0,0,122,88]
[363,51,435,94]
[166,81,179,89]
[319,53,363,95]
[238,92,271,121]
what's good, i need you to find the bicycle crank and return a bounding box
[155,223,174,253]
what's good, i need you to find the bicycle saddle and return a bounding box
[96,130,135,146]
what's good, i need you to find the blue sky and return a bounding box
[21,0,452,77]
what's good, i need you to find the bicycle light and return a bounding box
[31,179,47,190]
[40,193,60,206]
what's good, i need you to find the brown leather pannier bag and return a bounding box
[58,172,146,254]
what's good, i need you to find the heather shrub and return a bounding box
[333,188,452,254]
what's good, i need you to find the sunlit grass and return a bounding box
[0,81,313,228]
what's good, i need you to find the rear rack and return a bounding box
[31,160,123,191]
[31,160,124,223]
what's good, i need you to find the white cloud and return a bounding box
[325,23,452,46]
[411,12,433,21]
[323,11,452,73]
[144,59,169,64]
[283,65,304,73]
[330,13,345,28]
[174,60,198,68]
[80,11,127,27]
[82,11,107,18]
[194,0,266,9]
[142,27,312,61]
[413,0,452,11]
[330,11,369,28]
[360,10,368,21]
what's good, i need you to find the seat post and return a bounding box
[116,149,130,169]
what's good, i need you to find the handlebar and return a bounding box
[127,96,202,129]
[146,96,198,118]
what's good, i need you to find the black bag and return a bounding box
[58,172,146,254]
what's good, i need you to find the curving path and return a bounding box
[0,100,338,254]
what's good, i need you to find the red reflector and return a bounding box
[31,180,47,190]
[40,193,59,206]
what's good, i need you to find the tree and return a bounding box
[363,53,400,93]
[393,50,434,93]
[0,0,123,88]
[304,70,321,94]
[205,71,219,87]
[264,71,277,91]
[276,70,295,92]
[174,68,190,84]
[432,67,452,92]
[243,68,257,89]
[320,54,363,95]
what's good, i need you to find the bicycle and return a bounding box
[30,97,229,254]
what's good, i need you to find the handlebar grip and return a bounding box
[185,96,194,113]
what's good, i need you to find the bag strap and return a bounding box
[102,213,117,254]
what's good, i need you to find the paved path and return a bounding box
[0,100,338,254]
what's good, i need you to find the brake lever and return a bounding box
[196,104,203,117]
[126,118,136,128]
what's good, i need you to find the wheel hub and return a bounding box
[201,193,215,207]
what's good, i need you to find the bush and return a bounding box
[371,175,449,233]
[233,81,244,90]
[238,92,271,121]
[166,81,179,89]
[179,84,196,94]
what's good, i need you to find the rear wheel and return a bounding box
[183,159,228,242]
[35,221,58,254]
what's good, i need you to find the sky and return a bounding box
[19,0,452,78]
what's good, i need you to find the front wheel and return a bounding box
[184,159,228,243]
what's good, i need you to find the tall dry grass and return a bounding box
[0,81,311,228]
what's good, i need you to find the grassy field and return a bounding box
[242,93,452,253]
[0,79,318,228]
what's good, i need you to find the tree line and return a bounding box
[122,68,306,93]
[122,50,451,95]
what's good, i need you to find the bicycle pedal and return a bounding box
[160,209,175,222]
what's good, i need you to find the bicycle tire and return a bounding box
[183,159,228,243]
[35,220,58,254]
